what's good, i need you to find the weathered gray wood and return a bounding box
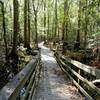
[23,71,36,99]
[55,55,93,100]
[23,58,40,99]
[92,79,100,83]
[28,58,41,100]
[78,69,81,85]
[58,53,100,78]
[60,59,100,95]
[56,54,100,94]
[0,53,40,100]
[68,74,93,100]
[55,53,100,99]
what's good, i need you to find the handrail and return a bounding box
[55,52,100,100]
[56,52,100,78]
[0,51,41,100]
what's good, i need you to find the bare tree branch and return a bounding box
[32,0,43,13]
[32,0,36,12]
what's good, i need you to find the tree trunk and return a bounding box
[11,0,19,55]
[24,0,28,48]
[84,0,88,50]
[62,0,69,54]
[74,0,81,51]
[47,10,50,41]
[1,2,8,60]
[27,0,31,49]
[8,0,19,74]
[34,12,38,45]
[44,0,46,38]
[54,0,57,39]
[63,0,68,41]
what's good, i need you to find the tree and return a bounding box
[32,0,43,46]
[0,1,8,60]
[24,0,31,49]
[54,0,58,40]
[44,0,46,37]
[24,0,28,48]
[27,0,31,49]
[62,0,69,54]
[8,0,19,74]
[47,0,50,41]
[11,0,19,55]
[74,0,81,51]
[63,0,68,42]
[84,0,88,49]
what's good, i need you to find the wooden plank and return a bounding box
[28,80,36,100]
[56,53,100,78]
[59,57,100,95]
[23,70,36,99]
[22,57,41,100]
[56,56,93,100]
[28,64,40,100]
[78,69,81,85]
[0,54,39,100]
[28,58,41,100]
[68,75,93,100]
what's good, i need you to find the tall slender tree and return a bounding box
[11,0,19,55]
[47,0,50,41]
[84,0,88,50]
[74,0,81,51]
[62,0,69,54]
[32,0,43,46]
[0,1,8,60]
[8,0,19,74]
[44,0,46,37]
[27,0,31,49]
[54,0,58,39]
[24,0,28,48]
[63,0,68,42]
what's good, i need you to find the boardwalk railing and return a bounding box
[0,50,41,100]
[55,52,100,100]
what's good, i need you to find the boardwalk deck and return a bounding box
[32,43,83,100]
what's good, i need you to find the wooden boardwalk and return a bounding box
[32,43,83,100]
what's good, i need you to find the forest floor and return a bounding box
[33,42,83,100]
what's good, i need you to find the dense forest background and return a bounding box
[0,0,100,88]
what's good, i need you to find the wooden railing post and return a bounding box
[78,69,81,85]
